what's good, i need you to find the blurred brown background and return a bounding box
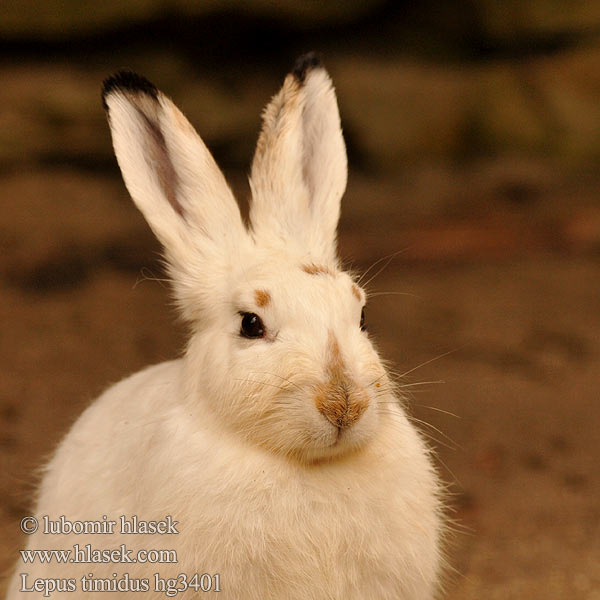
[1,1,600,598]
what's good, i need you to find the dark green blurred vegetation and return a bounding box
[2,0,600,176]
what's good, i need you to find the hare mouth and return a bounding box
[308,431,371,465]
[326,420,369,452]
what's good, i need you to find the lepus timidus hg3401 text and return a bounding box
[8,54,443,599]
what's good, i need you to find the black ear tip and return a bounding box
[101,70,158,111]
[292,52,323,83]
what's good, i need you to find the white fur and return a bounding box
[249,68,346,266]
[7,61,442,599]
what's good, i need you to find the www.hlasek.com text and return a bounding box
[21,543,177,565]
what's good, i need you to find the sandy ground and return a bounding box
[1,166,599,598]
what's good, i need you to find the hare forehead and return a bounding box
[280,274,354,311]
[236,261,360,312]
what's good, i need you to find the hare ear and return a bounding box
[249,54,347,265]
[102,71,246,274]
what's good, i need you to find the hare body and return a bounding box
[11,360,439,599]
[7,55,442,599]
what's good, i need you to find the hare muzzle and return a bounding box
[315,331,369,430]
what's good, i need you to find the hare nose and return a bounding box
[317,384,369,430]
[315,330,369,429]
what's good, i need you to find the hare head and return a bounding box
[102,55,392,464]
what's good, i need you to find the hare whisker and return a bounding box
[398,348,462,378]
[356,248,409,287]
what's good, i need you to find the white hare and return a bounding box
[7,54,442,599]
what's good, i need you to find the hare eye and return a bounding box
[240,312,265,339]
[360,307,367,332]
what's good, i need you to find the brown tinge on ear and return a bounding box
[314,331,369,430]
[252,74,302,164]
[254,289,271,308]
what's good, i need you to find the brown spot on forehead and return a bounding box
[327,331,343,377]
[254,289,271,308]
[302,263,334,276]
[351,284,362,301]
